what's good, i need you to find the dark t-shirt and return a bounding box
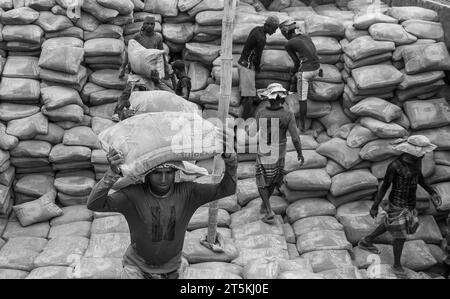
[239,26,266,70]
[285,33,320,72]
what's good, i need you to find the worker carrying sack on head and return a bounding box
[279,19,323,132]
[238,16,280,120]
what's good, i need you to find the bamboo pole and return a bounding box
[206,0,237,246]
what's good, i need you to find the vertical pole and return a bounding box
[206,0,237,245]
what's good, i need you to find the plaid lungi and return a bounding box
[384,203,419,239]
[255,155,286,189]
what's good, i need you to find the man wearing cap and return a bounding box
[238,16,280,119]
[255,83,304,224]
[279,19,321,132]
[358,135,442,278]
[87,145,238,279]
[171,60,192,101]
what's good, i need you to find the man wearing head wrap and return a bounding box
[255,83,304,224]
[238,16,279,119]
[87,144,237,279]
[358,135,442,278]
[279,19,321,132]
[171,60,192,101]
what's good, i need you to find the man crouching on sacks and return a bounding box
[87,130,237,279]
[358,135,442,278]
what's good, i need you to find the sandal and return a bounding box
[262,213,276,225]
[358,239,380,255]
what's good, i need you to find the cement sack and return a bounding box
[180,267,241,279]
[343,36,395,61]
[178,0,202,12]
[243,257,280,279]
[232,247,289,267]
[183,43,220,65]
[129,91,200,115]
[397,70,445,90]
[293,216,343,238]
[35,11,72,32]
[246,196,289,215]
[402,20,444,41]
[0,237,47,271]
[45,27,83,39]
[63,126,101,149]
[316,138,362,169]
[2,25,43,44]
[90,90,122,106]
[50,205,93,226]
[0,165,14,186]
[231,220,284,240]
[195,10,223,26]
[75,12,101,32]
[0,269,28,279]
[81,0,119,22]
[188,62,210,92]
[302,250,353,273]
[10,140,52,158]
[202,194,240,214]
[278,258,314,274]
[39,66,87,88]
[133,12,162,23]
[84,25,123,40]
[285,6,316,21]
[201,84,240,107]
[0,78,40,103]
[84,233,130,258]
[0,123,18,150]
[320,266,363,279]
[285,169,331,191]
[286,198,336,223]
[57,193,89,206]
[54,115,92,130]
[39,37,82,50]
[305,100,331,118]
[49,145,91,163]
[12,191,61,227]
[3,56,39,79]
[309,81,344,102]
[88,103,116,119]
[82,83,106,102]
[98,112,219,180]
[91,215,129,234]
[404,98,450,130]
[89,70,126,90]
[360,117,408,138]
[313,64,342,84]
[26,266,73,279]
[433,182,450,211]
[311,37,342,55]
[350,97,402,123]
[435,151,450,166]
[284,150,327,172]
[97,0,133,15]
[287,135,319,151]
[33,236,89,268]
[162,23,194,44]
[128,40,165,80]
[343,52,392,70]
[387,6,439,22]
[144,0,178,17]
[187,262,243,277]
[0,7,39,25]
[402,42,450,75]
[305,15,345,37]
[39,46,83,75]
[41,86,83,111]
[260,50,293,72]
[330,169,378,197]
[352,65,404,90]
[0,0,12,9]
[0,103,40,122]
[345,27,370,42]
[188,207,230,231]
[352,240,437,271]
[6,112,48,140]
[234,234,287,251]
[187,0,224,16]
[353,12,398,30]
[230,205,265,228]
[54,177,96,196]
[369,23,417,45]
[72,257,122,279]
[327,187,377,208]
[278,271,323,279]
[335,200,377,244]
[396,80,445,102]
[318,102,351,136]
[183,232,238,264]
[392,40,436,62]
[84,38,124,57]
[414,126,450,150]
[42,104,84,123]
[14,174,54,198]
[360,139,400,161]
[2,220,50,239]
[296,230,352,255]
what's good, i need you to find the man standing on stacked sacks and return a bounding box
[238,16,280,119]
[279,19,322,133]
[358,136,442,278]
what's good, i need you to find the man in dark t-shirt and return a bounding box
[87,147,237,279]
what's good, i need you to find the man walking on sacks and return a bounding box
[87,144,237,279]
[279,19,321,132]
[238,16,279,120]
[358,135,442,278]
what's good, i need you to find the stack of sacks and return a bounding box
[91,150,109,181]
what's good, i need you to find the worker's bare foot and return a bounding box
[392,265,407,279]
[358,238,380,254]
[260,204,267,214]
[262,212,275,225]
[111,114,120,122]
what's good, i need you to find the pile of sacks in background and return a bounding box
[0,0,449,279]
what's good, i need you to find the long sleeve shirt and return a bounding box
[285,33,320,72]
[378,157,436,209]
[87,155,237,273]
[256,107,303,158]
[238,26,267,71]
